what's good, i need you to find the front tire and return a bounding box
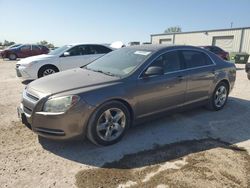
[207,82,229,111]
[38,66,59,78]
[9,53,17,60]
[87,101,131,146]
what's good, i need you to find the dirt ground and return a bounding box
[0,59,250,188]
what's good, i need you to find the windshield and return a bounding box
[85,48,152,77]
[7,44,21,49]
[48,45,72,56]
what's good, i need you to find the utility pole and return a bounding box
[230,22,233,28]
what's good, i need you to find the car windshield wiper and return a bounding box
[85,67,120,77]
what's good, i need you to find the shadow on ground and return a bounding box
[39,96,250,168]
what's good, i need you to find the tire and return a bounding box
[87,101,131,146]
[206,82,229,111]
[38,65,59,78]
[248,73,250,80]
[9,53,17,60]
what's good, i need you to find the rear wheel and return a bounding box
[9,53,17,60]
[207,82,229,111]
[87,101,131,146]
[38,65,59,78]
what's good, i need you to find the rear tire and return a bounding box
[87,101,131,146]
[206,82,229,111]
[9,53,17,60]
[38,65,59,78]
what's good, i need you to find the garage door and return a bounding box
[159,38,172,44]
[212,36,234,52]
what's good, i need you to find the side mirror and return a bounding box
[144,66,164,77]
[63,52,70,57]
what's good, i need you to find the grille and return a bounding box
[26,92,39,101]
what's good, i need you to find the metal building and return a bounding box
[151,27,250,54]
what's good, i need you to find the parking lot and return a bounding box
[0,59,250,188]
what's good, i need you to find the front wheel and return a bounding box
[207,82,229,111]
[9,53,17,60]
[38,66,58,78]
[87,101,131,146]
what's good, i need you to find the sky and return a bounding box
[0,0,250,46]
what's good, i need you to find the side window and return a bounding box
[151,51,182,73]
[67,46,85,56]
[93,45,112,54]
[21,45,31,51]
[32,45,41,51]
[182,50,213,68]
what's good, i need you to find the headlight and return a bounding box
[43,95,80,113]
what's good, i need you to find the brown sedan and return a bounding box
[18,45,236,145]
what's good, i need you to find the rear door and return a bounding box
[18,45,32,58]
[136,50,187,118]
[180,50,216,105]
[31,45,42,56]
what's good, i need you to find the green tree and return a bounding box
[37,40,55,49]
[3,40,15,46]
[164,26,182,33]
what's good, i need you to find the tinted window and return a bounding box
[32,45,41,50]
[182,50,213,68]
[151,51,182,73]
[20,45,31,51]
[67,45,88,56]
[93,45,112,54]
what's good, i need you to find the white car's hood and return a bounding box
[18,54,56,65]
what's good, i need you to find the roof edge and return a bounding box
[151,26,250,37]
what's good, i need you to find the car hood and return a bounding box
[27,68,120,96]
[18,54,55,65]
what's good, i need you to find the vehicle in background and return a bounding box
[128,41,140,46]
[0,44,49,60]
[18,45,236,146]
[245,61,250,80]
[16,44,113,80]
[0,44,22,57]
[201,46,229,60]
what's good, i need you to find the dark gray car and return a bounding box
[18,45,236,145]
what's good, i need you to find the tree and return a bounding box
[3,40,15,46]
[37,40,55,49]
[164,26,182,33]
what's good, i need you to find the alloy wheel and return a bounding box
[214,85,227,108]
[96,108,126,141]
[43,69,56,76]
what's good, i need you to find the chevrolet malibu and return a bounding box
[18,45,236,146]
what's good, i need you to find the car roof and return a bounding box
[126,44,205,52]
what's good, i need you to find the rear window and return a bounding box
[181,50,214,68]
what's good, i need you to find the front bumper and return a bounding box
[15,65,37,80]
[18,100,95,140]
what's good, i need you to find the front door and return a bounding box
[135,50,187,118]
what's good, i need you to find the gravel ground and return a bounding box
[0,59,250,188]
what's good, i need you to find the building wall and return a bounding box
[241,29,250,54]
[151,28,250,54]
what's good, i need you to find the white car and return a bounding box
[16,44,112,80]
